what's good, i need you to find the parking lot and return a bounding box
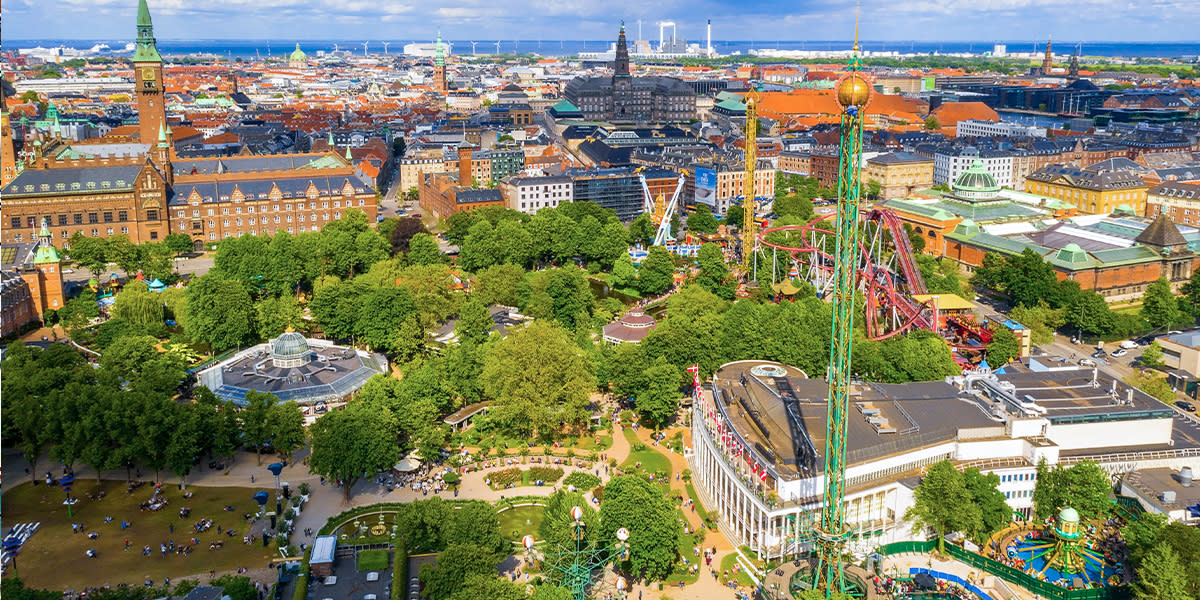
[311,552,392,600]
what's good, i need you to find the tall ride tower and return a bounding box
[134,0,166,144]
[813,16,871,596]
[741,91,759,271]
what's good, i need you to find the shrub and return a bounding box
[298,482,311,495]
[527,466,564,482]
[442,472,460,485]
[563,472,601,490]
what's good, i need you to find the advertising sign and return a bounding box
[694,167,717,207]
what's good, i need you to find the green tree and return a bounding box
[98,335,160,382]
[480,321,594,439]
[1008,301,1064,345]
[686,205,719,234]
[1032,459,1112,522]
[1,576,65,600]
[695,243,734,300]
[309,400,400,500]
[447,500,506,553]
[987,326,1020,366]
[310,278,366,340]
[526,267,592,331]
[867,178,883,200]
[598,475,682,581]
[637,246,675,296]
[396,497,452,552]
[538,490,600,553]
[164,232,194,255]
[1125,372,1175,404]
[254,294,303,339]
[407,233,444,265]
[904,460,980,553]
[472,264,529,307]
[1179,269,1200,319]
[67,232,110,278]
[924,115,941,130]
[628,213,654,246]
[1141,341,1165,369]
[267,402,306,462]
[356,286,419,354]
[455,299,494,345]
[240,391,277,465]
[1133,543,1190,600]
[1142,277,1182,330]
[611,253,637,290]
[419,543,503,600]
[962,468,1010,543]
[635,357,682,428]
[448,575,526,600]
[184,274,255,351]
[1066,290,1115,338]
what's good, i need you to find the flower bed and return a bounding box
[527,466,564,483]
[489,467,523,488]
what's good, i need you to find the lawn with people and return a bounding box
[3,480,275,590]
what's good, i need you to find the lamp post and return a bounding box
[267,462,284,530]
[59,473,77,519]
[253,491,270,548]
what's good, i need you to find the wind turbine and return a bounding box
[471,41,478,55]
[382,41,390,55]
[333,43,339,53]
[362,41,369,56]
[494,40,502,54]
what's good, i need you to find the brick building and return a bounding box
[1146,180,1200,226]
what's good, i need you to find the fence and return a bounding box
[875,542,1130,600]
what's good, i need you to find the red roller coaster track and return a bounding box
[758,208,935,341]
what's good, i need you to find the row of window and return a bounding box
[178,213,340,230]
[10,227,157,242]
[1004,490,1032,499]
[999,473,1034,483]
[178,199,366,218]
[10,210,158,230]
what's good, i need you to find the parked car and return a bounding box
[1079,358,1097,367]
[1168,330,1184,336]
[1091,350,1107,358]
[62,268,75,274]
[1111,349,1128,358]
[1119,340,1139,349]
[1176,400,1196,412]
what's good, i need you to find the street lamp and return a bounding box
[267,462,284,530]
[59,473,77,519]
[253,491,270,547]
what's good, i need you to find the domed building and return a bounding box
[602,309,657,344]
[289,43,307,69]
[951,159,1002,202]
[197,332,387,421]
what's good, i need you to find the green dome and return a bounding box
[1058,507,1079,523]
[270,331,311,367]
[290,43,307,62]
[953,158,1001,200]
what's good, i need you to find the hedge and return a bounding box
[291,546,311,600]
[391,546,408,600]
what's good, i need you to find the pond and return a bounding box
[588,277,639,304]
[498,504,546,543]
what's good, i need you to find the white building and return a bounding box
[934,147,1014,189]
[956,119,1047,139]
[499,174,574,215]
[689,360,1197,560]
[403,42,452,58]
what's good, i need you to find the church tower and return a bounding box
[134,0,166,144]
[1041,35,1054,74]
[612,22,632,120]
[433,33,447,94]
[24,218,65,315]
[1068,46,1080,79]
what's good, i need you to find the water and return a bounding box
[5,39,1200,59]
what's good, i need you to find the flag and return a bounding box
[760,469,768,482]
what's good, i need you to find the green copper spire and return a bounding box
[345,145,353,160]
[157,123,168,147]
[327,130,335,146]
[434,32,445,67]
[33,218,62,265]
[134,0,162,63]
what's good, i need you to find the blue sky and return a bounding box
[4,0,1198,42]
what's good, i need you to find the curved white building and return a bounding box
[689,360,1200,560]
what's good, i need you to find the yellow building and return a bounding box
[864,152,935,200]
[1025,161,1148,216]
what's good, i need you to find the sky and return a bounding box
[4,0,1199,42]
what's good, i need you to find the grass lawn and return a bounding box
[664,510,702,585]
[684,482,710,521]
[2,480,275,591]
[357,548,389,572]
[618,428,672,480]
[497,505,545,543]
[720,552,756,587]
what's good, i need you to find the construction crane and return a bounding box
[636,168,687,247]
[741,90,760,271]
[813,8,871,596]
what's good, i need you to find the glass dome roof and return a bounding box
[271,331,311,361]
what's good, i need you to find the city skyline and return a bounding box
[5,0,1200,43]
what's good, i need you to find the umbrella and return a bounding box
[914,572,938,590]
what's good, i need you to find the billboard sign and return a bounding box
[694,167,717,207]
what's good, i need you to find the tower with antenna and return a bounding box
[433,33,448,94]
[813,4,869,595]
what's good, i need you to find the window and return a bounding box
[91,228,99,236]
[121,227,129,234]
[118,211,128,222]
[75,214,84,225]
[106,228,114,235]
[10,217,20,229]
[150,231,158,240]
[58,214,68,226]
[103,212,114,223]
[146,209,158,221]
[207,209,215,216]
[14,234,22,242]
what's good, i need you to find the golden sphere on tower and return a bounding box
[836,74,872,108]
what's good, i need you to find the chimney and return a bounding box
[1182,466,1194,487]
[458,144,473,186]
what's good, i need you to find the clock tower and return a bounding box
[134,0,165,144]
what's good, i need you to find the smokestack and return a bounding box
[458,144,473,185]
[707,19,712,57]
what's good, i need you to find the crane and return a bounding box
[636,168,687,247]
[813,7,870,595]
[741,89,759,271]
